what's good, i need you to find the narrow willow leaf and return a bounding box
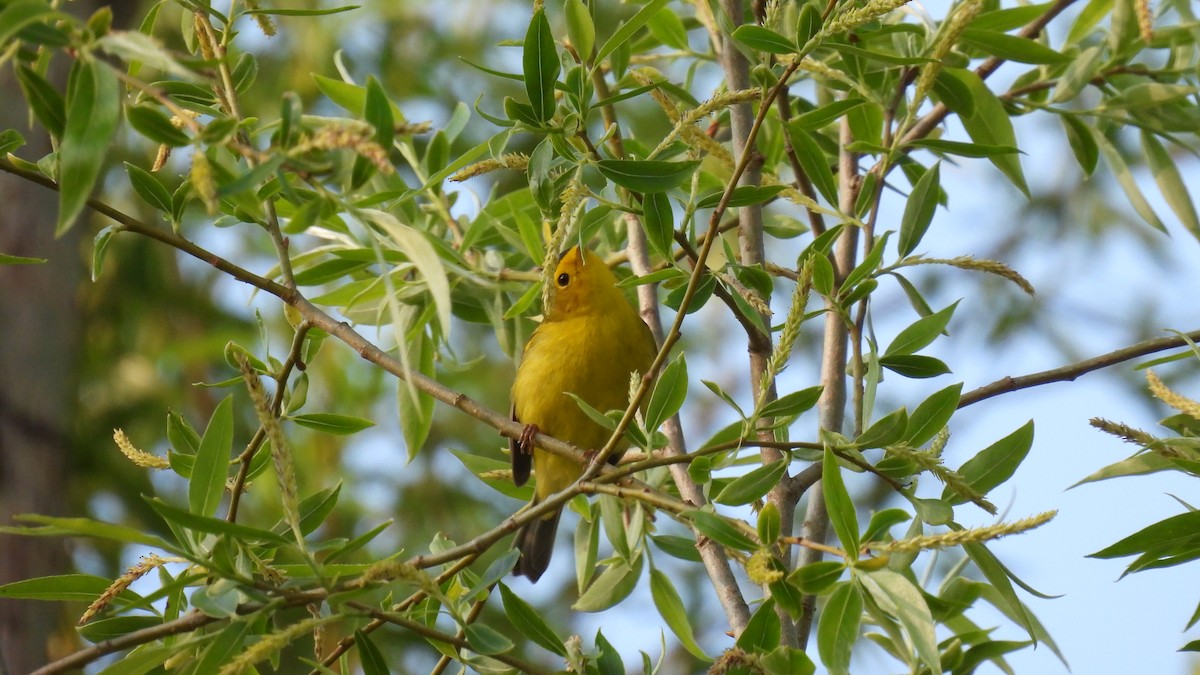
[817,582,862,675]
[465,623,515,655]
[1,252,47,265]
[861,569,942,674]
[0,574,109,601]
[499,583,568,656]
[1070,453,1174,488]
[944,421,1034,505]
[685,511,757,551]
[823,448,859,557]
[938,69,1027,196]
[898,162,941,257]
[148,498,290,545]
[650,569,709,660]
[736,598,781,652]
[16,65,65,137]
[593,0,671,67]
[903,383,962,446]
[785,124,837,204]
[58,58,120,235]
[714,460,788,506]
[189,395,233,518]
[884,301,958,357]
[646,352,687,431]
[959,27,1070,64]
[356,630,389,675]
[564,0,595,62]
[1091,126,1165,232]
[731,24,796,53]
[1142,131,1200,241]
[790,560,845,594]
[573,555,642,611]
[290,413,376,435]
[641,191,675,260]
[855,408,908,449]
[125,162,173,213]
[596,159,700,193]
[523,9,559,123]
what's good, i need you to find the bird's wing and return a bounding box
[511,402,531,486]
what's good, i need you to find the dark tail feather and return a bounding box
[513,509,563,582]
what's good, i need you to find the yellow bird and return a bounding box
[510,246,658,581]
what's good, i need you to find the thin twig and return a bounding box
[960,329,1200,408]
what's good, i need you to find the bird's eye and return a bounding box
[557,272,570,287]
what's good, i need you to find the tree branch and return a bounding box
[960,330,1200,408]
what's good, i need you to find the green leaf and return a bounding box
[356,630,389,675]
[641,191,675,260]
[959,27,1070,64]
[823,448,859,557]
[714,460,788,506]
[817,582,861,675]
[0,574,109,601]
[1,514,172,550]
[938,68,1027,196]
[855,408,908,449]
[0,1,65,48]
[398,336,436,461]
[290,412,375,435]
[650,534,703,562]
[758,502,781,544]
[594,0,671,67]
[126,105,190,146]
[0,252,46,265]
[499,583,567,656]
[1060,114,1098,176]
[646,352,687,431]
[795,3,821,45]
[731,24,796,54]
[148,498,291,545]
[189,395,233,518]
[564,0,595,62]
[785,124,837,204]
[573,555,643,611]
[860,569,941,674]
[1093,127,1167,229]
[466,623,514,655]
[791,99,865,130]
[293,482,342,536]
[879,354,951,379]
[736,598,781,652]
[758,386,823,419]
[594,629,624,675]
[523,9,560,123]
[646,7,689,50]
[1050,45,1103,103]
[790,560,845,594]
[1089,510,1200,566]
[58,58,120,235]
[0,128,23,156]
[16,65,65,137]
[898,162,940,257]
[862,508,911,543]
[1070,452,1175,488]
[77,616,162,643]
[944,420,1033,505]
[906,139,1020,158]
[90,224,116,279]
[596,159,700,193]
[125,162,173,213]
[194,619,252,673]
[696,184,788,209]
[763,646,817,675]
[903,383,962,446]
[885,301,958,356]
[685,510,757,551]
[1142,131,1200,241]
[650,569,709,660]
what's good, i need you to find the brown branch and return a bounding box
[31,610,217,675]
[960,329,1200,408]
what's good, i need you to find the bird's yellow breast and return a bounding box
[512,307,656,498]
